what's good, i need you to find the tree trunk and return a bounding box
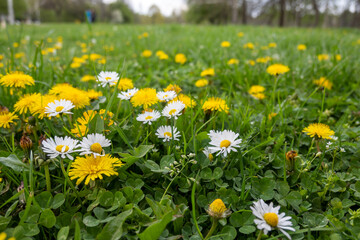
[231,0,238,24]
[242,0,247,24]
[312,0,320,27]
[279,0,285,27]
[7,0,15,24]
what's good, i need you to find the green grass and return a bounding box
[0,23,360,240]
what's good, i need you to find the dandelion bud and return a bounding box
[286,150,298,161]
[206,199,231,219]
[20,135,33,151]
[24,123,33,134]
[0,105,9,113]
[28,116,36,125]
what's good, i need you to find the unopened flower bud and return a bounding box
[20,135,33,151]
[38,134,47,146]
[286,150,298,161]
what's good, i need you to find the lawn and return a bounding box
[0,23,360,240]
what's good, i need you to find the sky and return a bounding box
[104,0,187,17]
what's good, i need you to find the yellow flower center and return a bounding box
[220,140,231,148]
[145,116,153,120]
[209,153,214,161]
[209,199,226,214]
[263,212,278,227]
[56,145,69,152]
[169,109,176,115]
[164,94,168,98]
[56,106,64,112]
[90,143,103,154]
[105,77,111,80]
[164,132,172,137]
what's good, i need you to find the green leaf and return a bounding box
[35,191,53,209]
[39,209,56,228]
[213,167,223,179]
[138,211,173,240]
[0,154,29,172]
[276,180,290,197]
[52,193,65,209]
[229,212,253,227]
[285,191,302,211]
[74,219,81,240]
[5,200,19,218]
[251,177,276,200]
[219,226,237,240]
[83,215,101,227]
[238,225,256,234]
[274,133,285,152]
[22,223,40,237]
[57,226,70,240]
[302,212,329,228]
[97,209,133,240]
[0,216,11,231]
[99,191,114,207]
[200,168,212,180]
[106,191,126,212]
[132,145,154,158]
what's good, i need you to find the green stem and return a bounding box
[60,159,82,204]
[204,219,218,240]
[44,163,51,192]
[191,172,204,239]
[256,230,263,240]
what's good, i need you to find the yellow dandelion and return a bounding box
[89,53,102,61]
[13,42,19,48]
[15,52,25,59]
[227,58,239,65]
[164,84,182,94]
[317,54,329,61]
[268,112,277,120]
[200,68,215,77]
[99,109,115,126]
[243,42,254,49]
[195,79,209,87]
[256,56,272,63]
[73,57,86,64]
[59,88,90,109]
[49,83,73,95]
[141,50,152,58]
[247,60,256,66]
[297,44,306,51]
[117,78,134,91]
[81,75,96,82]
[237,32,244,37]
[302,123,335,139]
[70,62,81,68]
[0,72,35,88]
[14,93,42,114]
[87,89,103,100]
[0,55,4,61]
[335,54,341,61]
[266,64,290,76]
[131,88,159,108]
[175,53,187,64]
[77,110,97,126]
[313,77,332,90]
[206,199,231,219]
[71,124,89,137]
[249,85,266,100]
[268,42,277,48]
[221,41,230,48]
[0,112,18,128]
[202,97,229,113]
[0,63,4,68]
[169,94,196,108]
[69,154,123,185]
[30,94,58,119]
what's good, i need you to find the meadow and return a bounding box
[0,23,360,240]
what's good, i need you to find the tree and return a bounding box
[311,0,320,26]
[148,4,164,24]
[242,0,247,24]
[279,0,285,27]
[7,0,14,24]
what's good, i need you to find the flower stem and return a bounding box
[204,219,218,240]
[256,230,263,240]
[60,159,82,204]
[44,163,51,192]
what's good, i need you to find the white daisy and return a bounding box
[45,99,75,117]
[78,133,111,157]
[202,147,214,161]
[251,199,295,240]
[155,125,181,142]
[207,130,242,157]
[162,100,185,119]
[157,90,177,102]
[97,71,119,87]
[136,110,161,125]
[118,88,139,100]
[42,136,79,160]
